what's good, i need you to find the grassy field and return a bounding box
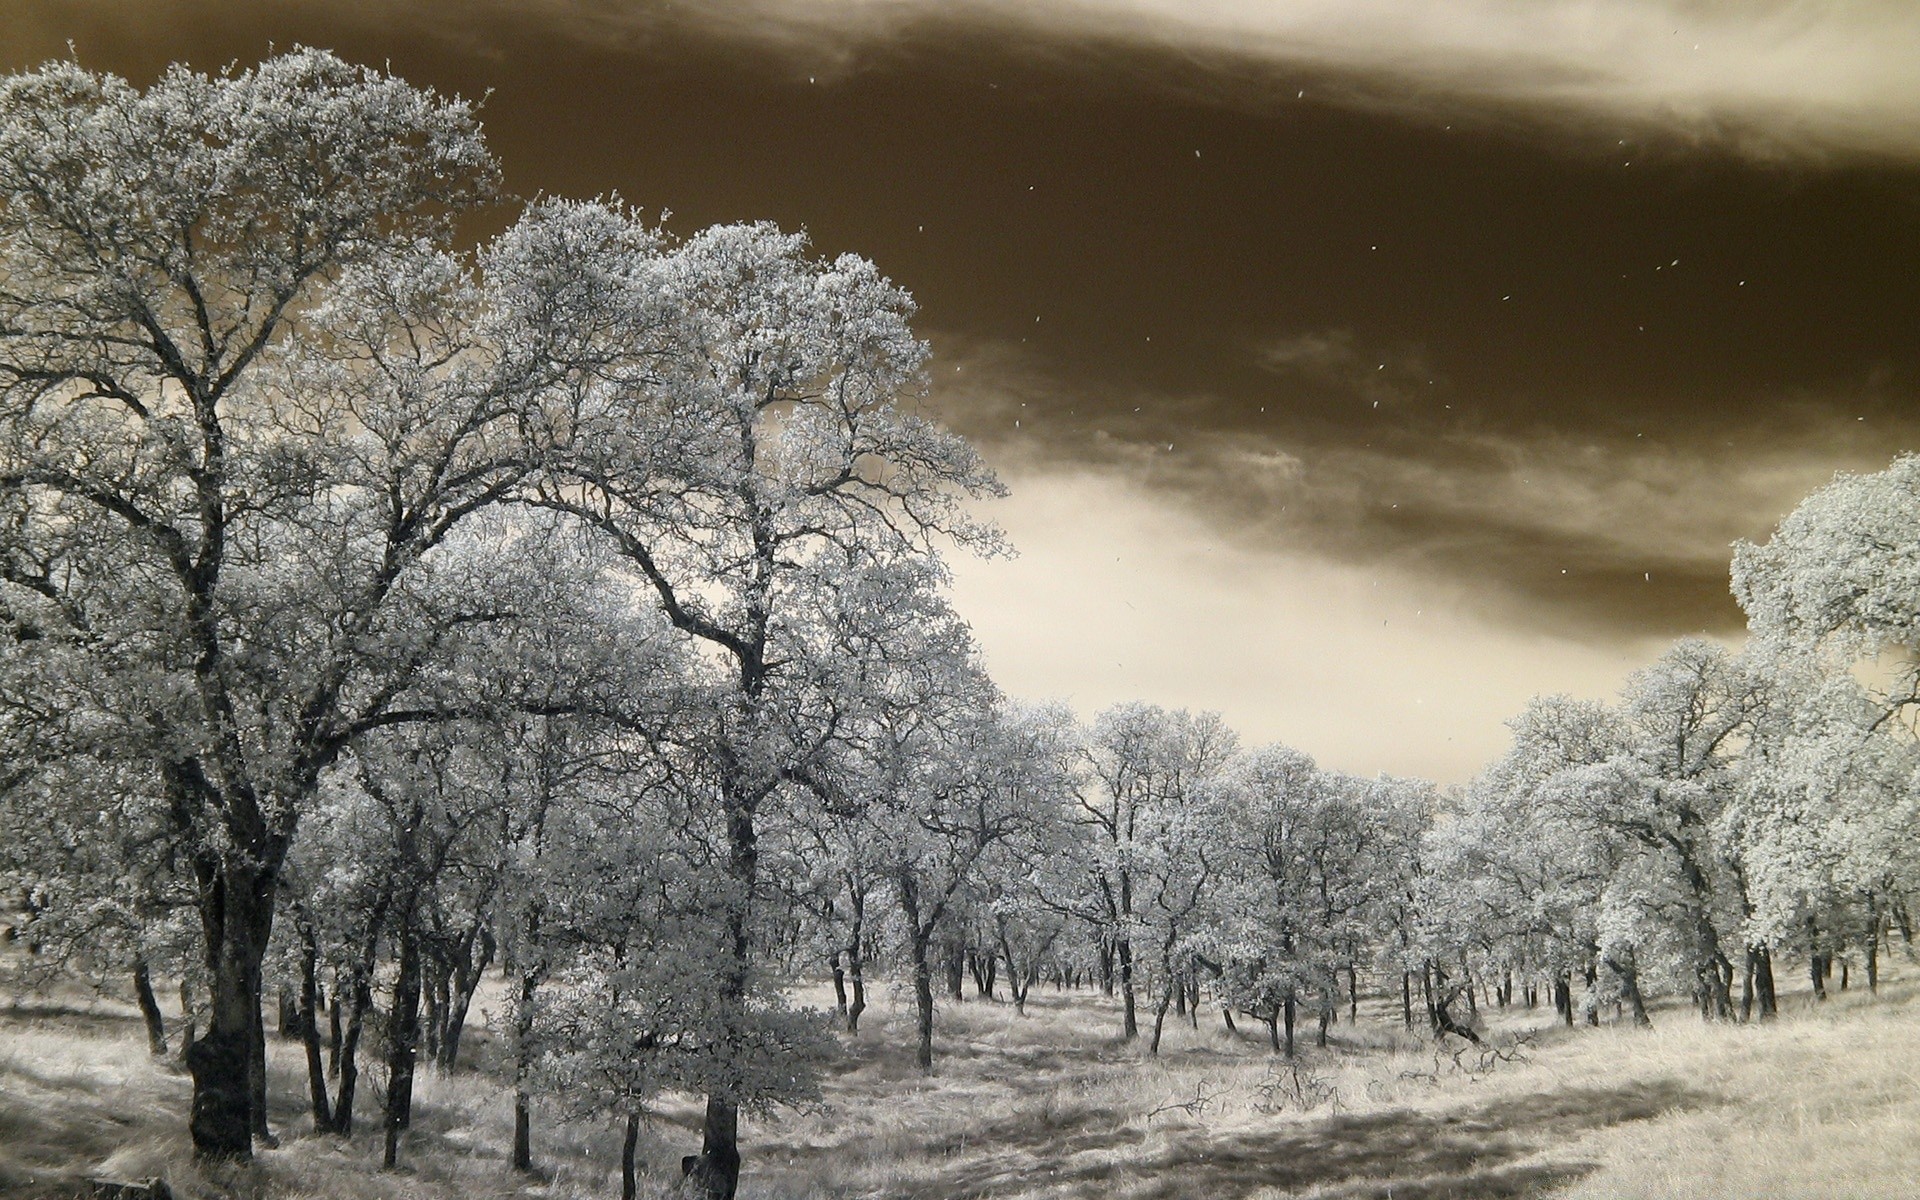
[3,952,1917,1199]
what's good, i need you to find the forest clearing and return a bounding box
[4,945,1916,1199]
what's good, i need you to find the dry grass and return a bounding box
[3,950,1917,1199]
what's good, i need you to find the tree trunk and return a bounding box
[1866,894,1880,994]
[622,1110,642,1200]
[382,916,422,1169]
[1401,972,1413,1030]
[830,949,848,1015]
[943,939,965,1003]
[437,927,493,1072]
[1149,984,1173,1056]
[913,933,937,1073]
[513,1096,532,1174]
[845,884,867,1035]
[330,960,374,1135]
[186,860,277,1160]
[1283,991,1296,1058]
[1117,938,1138,1040]
[1553,972,1573,1028]
[327,990,341,1079]
[682,781,760,1200]
[296,923,332,1133]
[1608,954,1651,1028]
[1264,1009,1280,1053]
[133,958,168,1057]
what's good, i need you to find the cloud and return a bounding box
[927,332,1915,639]
[469,0,1920,160]
[948,466,1671,782]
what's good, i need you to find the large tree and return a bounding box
[522,209,1002,1198]
[0,50,536,1156]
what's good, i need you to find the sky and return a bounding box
[6,1,1920,781]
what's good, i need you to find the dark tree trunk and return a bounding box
[682,777,760,1200]
[845,884,867,1034]
[1264,1008,1280,1053]
[513,1097,532,1174]
[327,990,341,1079]
[1401,972,1413,1030]
[437,926,492,1072]
[1222,1005,1237,1034]
[1866,894,1880,994]
[1608,954,1651,1028]
[1754,946,1777,1020]
[1149,984,1173,1056]
[622,1111,642,1200]
[913,933,937,1072]
[296,922,332,1133]
[684,1097,741,1200]
[1000,930,1031,1016]
[186,857,278,1161]
[1098,942,1114,996]
[1283,991,1296,1058]
[1316,1004,1330,1049]
[382,916,422,1169]
[1349,964,1359,1020]
[1553,972,1573,1027]
[1117,938,1138,1040]
[330,960,374,1135]
[943,940,965,1003]
[830,949,848,1015]
[133,958,168,1057]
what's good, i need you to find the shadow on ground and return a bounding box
[874,1076,1712,1200]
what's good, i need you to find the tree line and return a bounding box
[0,49,1915,1200]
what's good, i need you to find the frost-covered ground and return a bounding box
[3,953,1916,1199]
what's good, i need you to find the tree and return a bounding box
[0,50,517,1157]
[525,211,1002,1198]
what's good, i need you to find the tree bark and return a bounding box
[133,958,168,1057]
[437,926,493,1071]
[1149,984,1173,1056]
[1608,954,1651,1028]
[1866,893,1880,994]
[845,883,867,1035]
[296,922,332,1133]
[382,916,423,1169]
[683,777,760,1200]
[1117,937,1138,1040]
[185,858,278,1160]
[622,1110,642,1200]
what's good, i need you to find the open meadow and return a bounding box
[5,950,1916,1200]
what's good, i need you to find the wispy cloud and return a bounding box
[465,0,1920,160]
